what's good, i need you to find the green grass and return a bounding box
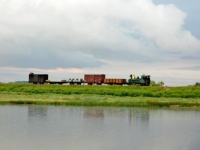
[0,84,200,98]
[0,84,200,107]
[0,92,199,107]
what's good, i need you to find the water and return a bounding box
[0,105,200,150]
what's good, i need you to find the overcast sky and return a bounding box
[0,0,200,86]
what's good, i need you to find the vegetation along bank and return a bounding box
[0,84,200,107]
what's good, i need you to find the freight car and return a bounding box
[29,73,48,84]
[84,74,105,85]
[28,73,151,86]
[104,79,127,85]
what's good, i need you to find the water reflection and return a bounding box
[133,109,150,130]
[0,106,200,150]
[128,108,149,123]
[83,108,104,118]
[28,106,48,117]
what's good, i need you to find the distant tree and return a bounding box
[150,80,156,86]
[150,80,164,86]
[14,81,29,84]
[8,82,14,84]
[157,81,164,86]
[195,82,200,86]
[7,81,28,84]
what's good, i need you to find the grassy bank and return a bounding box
[0,84,200,107]
[0,84,200,98]
[0,92,200,107]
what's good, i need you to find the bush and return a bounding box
[150,80,164,86]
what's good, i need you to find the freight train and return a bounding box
[28,73,151,86]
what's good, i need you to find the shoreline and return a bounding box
[0,92,200,108]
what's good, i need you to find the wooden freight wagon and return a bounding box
[116,79,127,84]
[84,74,105,84]
[104,79,127,84]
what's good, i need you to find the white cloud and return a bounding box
[1,0,199,53]
[0,0,200,85]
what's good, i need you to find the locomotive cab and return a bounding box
[141,75,151,86]
[128,74,151,86]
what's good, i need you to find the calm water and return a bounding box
[0,105,200,150]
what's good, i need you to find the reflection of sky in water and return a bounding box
[0,106,200,150]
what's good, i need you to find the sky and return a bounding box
[0,0,200,86]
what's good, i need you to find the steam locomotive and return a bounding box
[28,73,151,86]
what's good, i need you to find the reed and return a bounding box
[0,92,200,108]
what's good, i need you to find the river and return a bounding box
[0,105,200,150]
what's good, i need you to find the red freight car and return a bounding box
[84,74,105,84]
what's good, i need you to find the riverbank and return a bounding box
[0,84,200,97]
[0,92,200,108]
[0,84,200,107]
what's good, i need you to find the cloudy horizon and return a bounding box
[0,0,200,86]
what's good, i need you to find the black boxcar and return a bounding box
[29,73,48,84]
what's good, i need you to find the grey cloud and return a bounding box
[172,66,200,71]
[0,0,200,70]
[89,49,151,62]
[0,49,105,69]
[181,56,199,60]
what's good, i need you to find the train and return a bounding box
[28,73,151,86]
